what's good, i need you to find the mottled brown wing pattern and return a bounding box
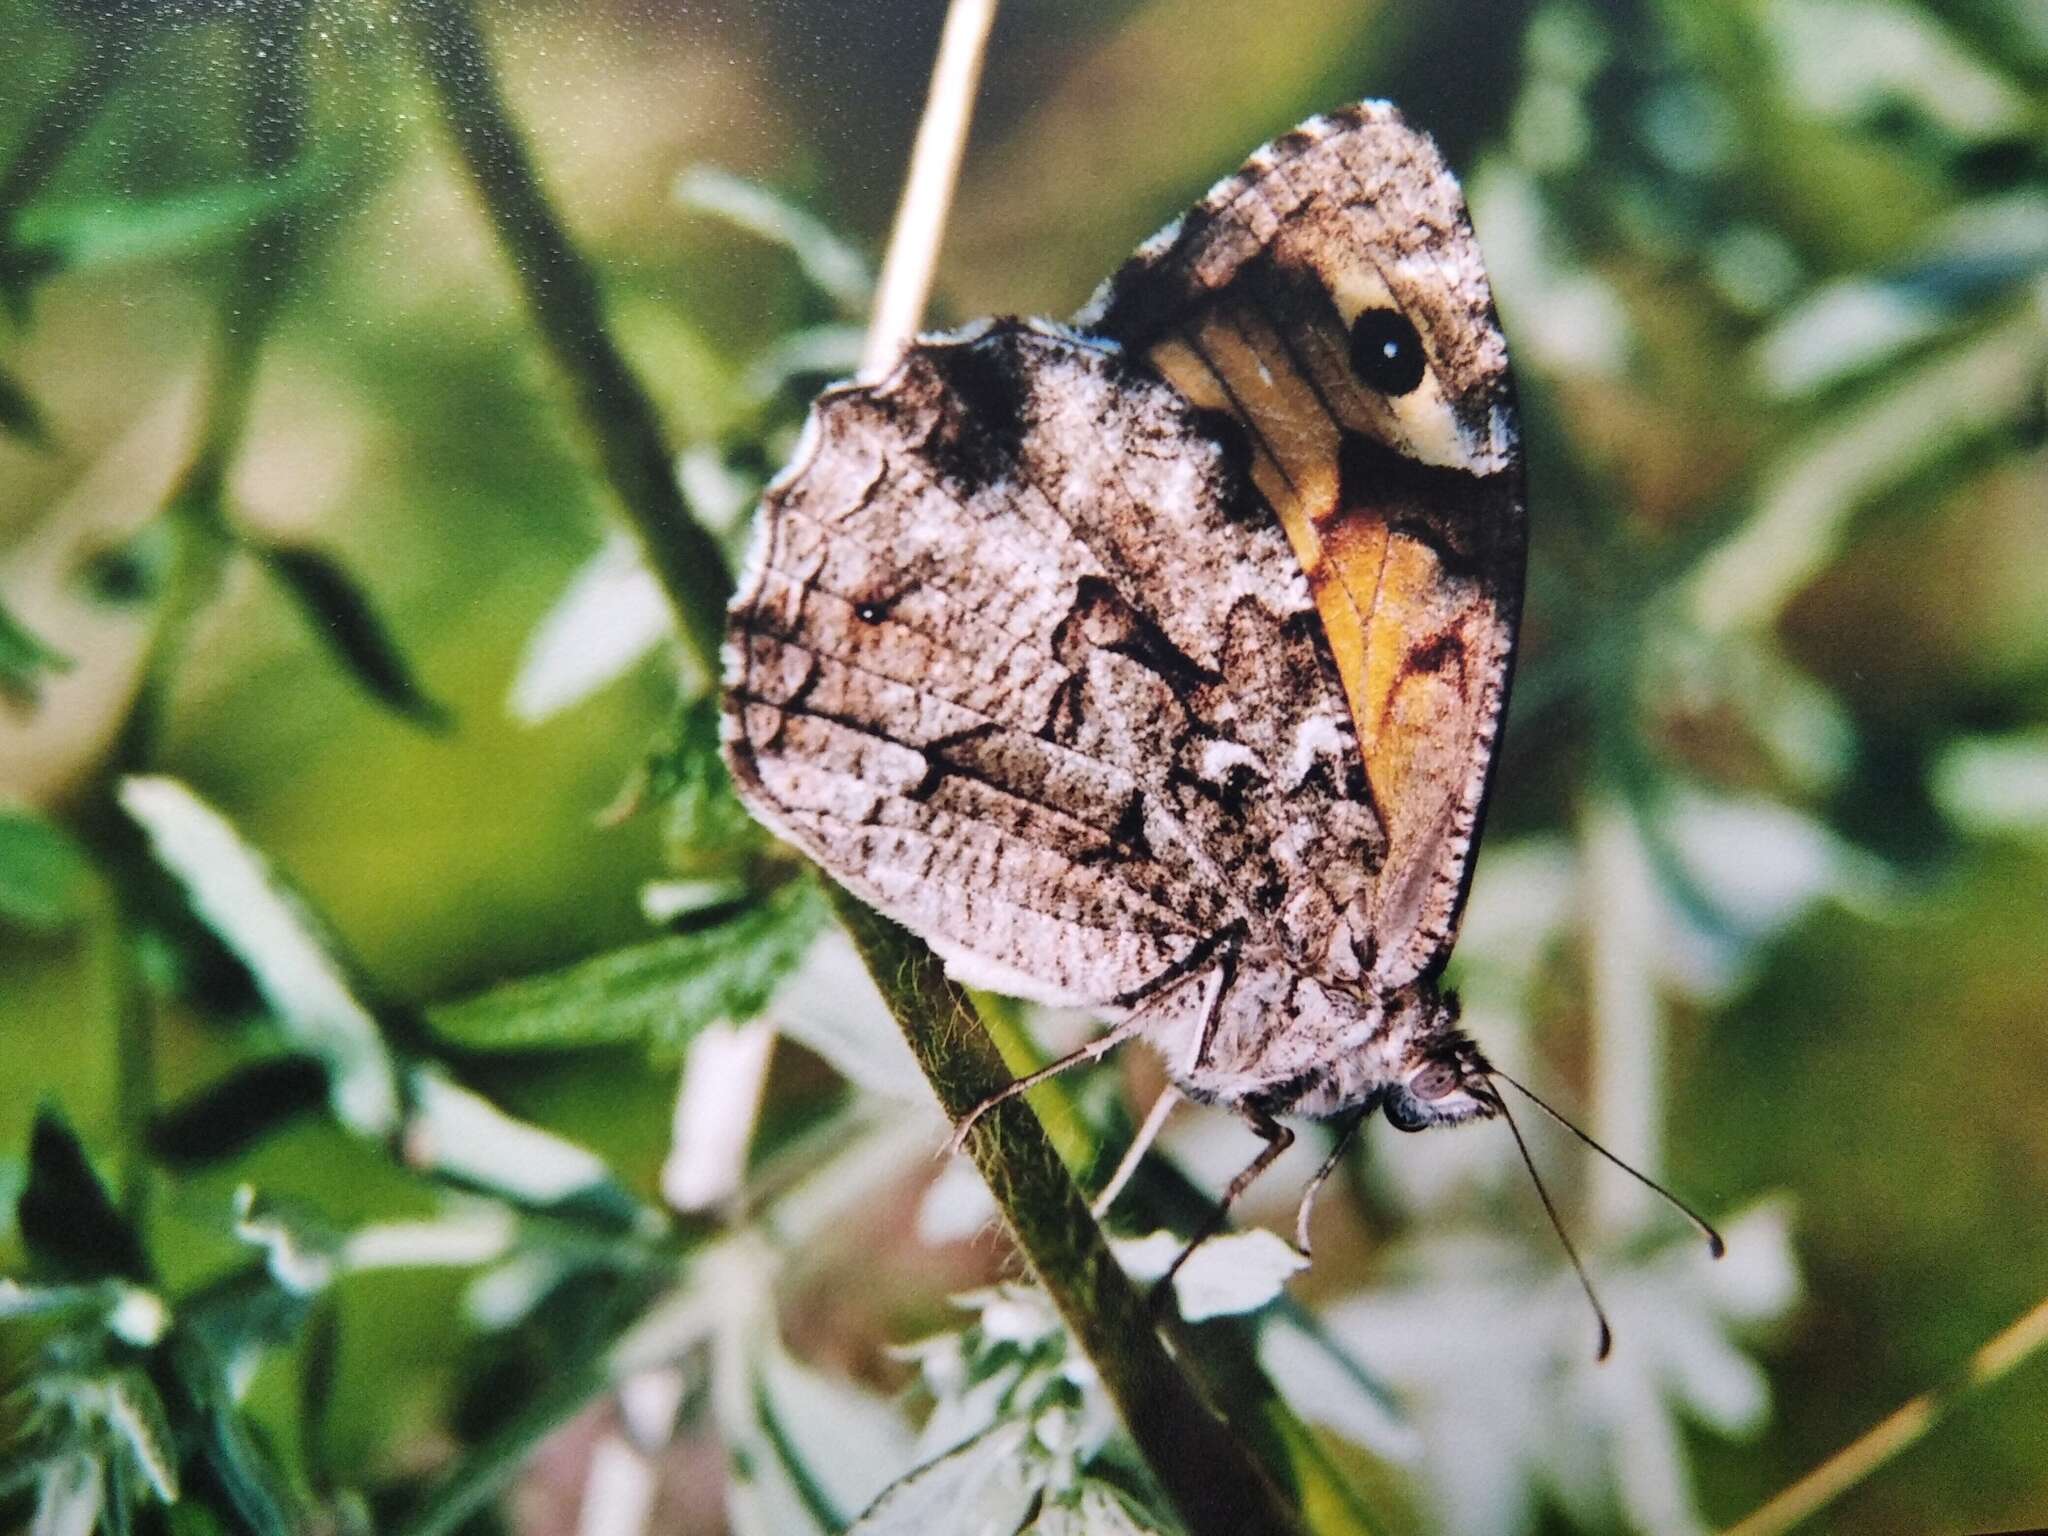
[1079,101,1526,990]
[723,322,1386,1019]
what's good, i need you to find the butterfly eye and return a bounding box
[1412,1064,1459,1101]
[1348,308,1426,397]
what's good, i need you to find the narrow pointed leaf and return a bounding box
[147,1056,330,1167]
[105,1371,180,1502]
[846,1420,1039,1536]
[674,167,872,313]
[0,807,94,931]
[425,877,824,1054]
[647,694,761,860]
[0,600,71,706]
[14,158,343,274]
[18,1109,151,1284]
[30,1454,101,1536]
[117,776,402,1138]
[255,543,449,729]
[0,364,50,447]
[507,531,671,724]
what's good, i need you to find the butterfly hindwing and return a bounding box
[1078,101,1526,988]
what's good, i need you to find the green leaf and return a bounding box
[845,1420,1039,1536]
[231,1189,343,1298]
[1112,1230,1307,1322]
[736,324,865,405]
[426,877,825,1054]
[253,542,450,730]
[165,1328,301,1536]
[0,363,50,447]
[298,1302,341,1494]
[402,1068,647,1220]
[102,1371,180,1503]
[0,1278,110,1323]
[0,1279,165,1346]
[507,531,672,725]
[1689,322,2044,634]
[0,807,94,931]
[0,600,72,707]
[0,240,64,321]
[18,1108,151,1285]
[752,1331,917,1526]
[13,158,343,276]
[147,1056,330,1168]
[31,1453,102,1536]
[674,167,873,315]
[1027,1484,1177,1536]
[1934,730,2048,836]
[649,694,761,863]
[117,776,402,1138]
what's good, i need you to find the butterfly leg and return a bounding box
[1090,1085,1182,1219]
[948,933,1237,1157]
[944,1010,1156,1156]
[1292,1107,1369,1257]
[1156,1109,1294,1303]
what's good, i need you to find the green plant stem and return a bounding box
[980,995,1384,1536]
[405,0,733,677]
[832,891,1304,1536]
[0,19,139,236]
[104,898,155,1220]
[1722,1294,2048,1536]
[90,0,314,1219]
[110,0,307,773]
[394,1358,611,1536]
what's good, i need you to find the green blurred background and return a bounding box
[2,0,2044,1532]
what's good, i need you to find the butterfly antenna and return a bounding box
[1490,1069,1725,1259]
[1494,1088,1613,1362]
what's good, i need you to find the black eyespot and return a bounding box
[1383,1093,1429,1132]
[1348,308,1426,397]
[855,603,885,624]
[1412,1064,1459,1101]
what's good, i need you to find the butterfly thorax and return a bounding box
[1141,956,1496,1129]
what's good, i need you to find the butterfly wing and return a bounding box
[723,321,1385,1013]
[1078,101,1526,989]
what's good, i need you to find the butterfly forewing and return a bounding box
[724,324,1385,1028]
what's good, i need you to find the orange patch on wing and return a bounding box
[1149,321,1458,829]
[1324,516,1458,828]
[1307,506,1390,761]
[1150,332,1333,592]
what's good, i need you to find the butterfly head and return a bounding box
[1380,988,1500,1132]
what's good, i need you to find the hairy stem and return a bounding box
[406,0,733,676]
[975,995,1390,1534]
[403,4,1352,1529]
[832,893,1303,1536]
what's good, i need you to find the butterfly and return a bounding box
[722,103,1714,1333]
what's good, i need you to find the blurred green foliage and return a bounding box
[1,0,2044,1533]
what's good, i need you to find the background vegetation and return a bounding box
[2,1,2043,1533]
